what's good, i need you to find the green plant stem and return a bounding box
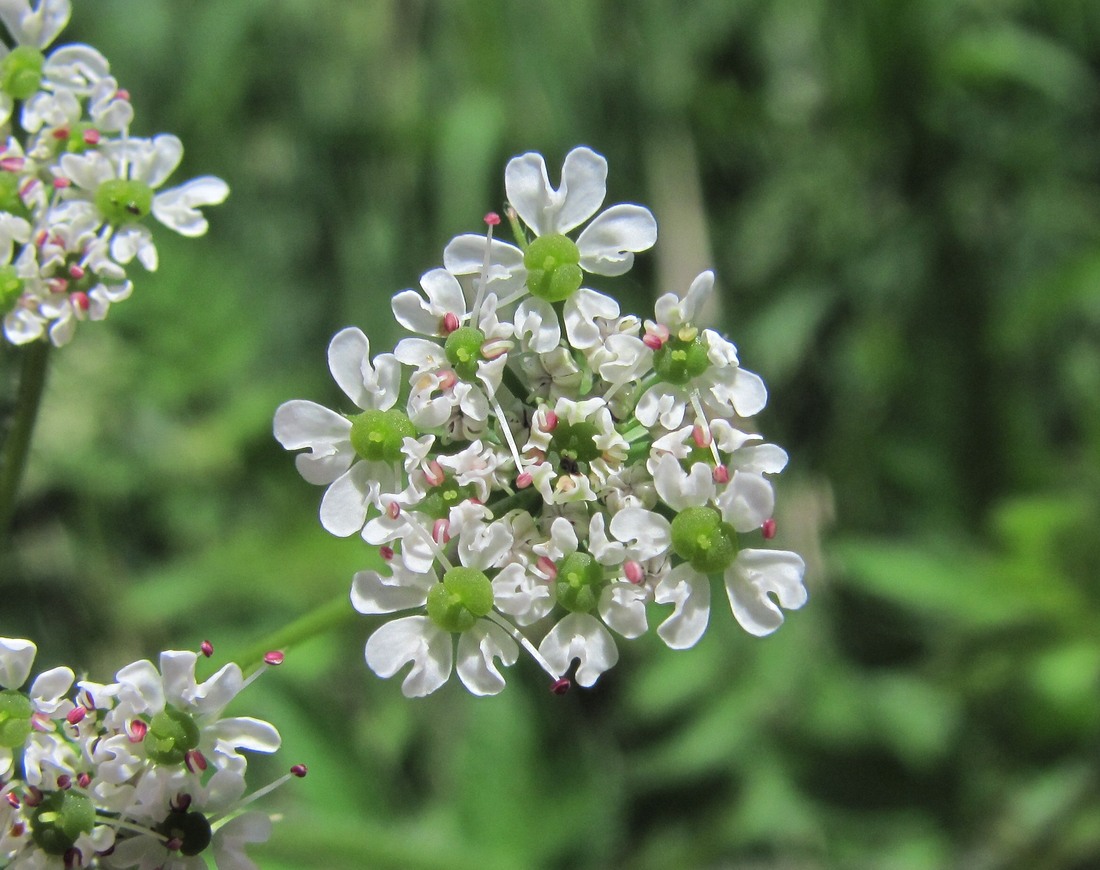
[233,593,357,677]
[0,340,50,541]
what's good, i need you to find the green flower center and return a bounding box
[145,706,201,765]
[349,408,415,463]
[444,325,487,380]
[556,551,604,613]
[31,791,95,855]
[0,45,45,101]
[94,178,154,225]
[419,476,475,520]
[670,507,738,573]
[524,233,583,302]
[157,809,213,856]
[653,330,710,385]
[0,266,25,315]
[0,688,33,748]
[427,566,494,632]
[551,419,601,465]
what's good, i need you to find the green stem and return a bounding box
[232,593,357,677]
[500,363,529,403]
[0,340,50,541]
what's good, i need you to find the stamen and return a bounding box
[536,556,558,579]
[481,379,527,486]
[623,560,645,584]
[543,410,559,432]
[0,156,25,172]
[550,678,571,695]
[689,390,722,468]
[200,640,214,658]
[67,707,87,726]
[127,719,147,743]
[400,515,454,572]
[425,460,445,487]
[263,650,285,666]
[379,545,394,561]
[77,773,91,789]
[441,311,460,335]
[471,212,498,323]
[432,518,451,544]
[57,775,72,790]
[762,518,777,539]
[713,465,730,483]
[184,750,208,773]
[485,611,562,681]
[52,177,71,189]
[83,129,101,145]
[387,501,401,520]
[290,764,308,778]
[437,369,458,391]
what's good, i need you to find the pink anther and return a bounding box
[484,212,501,226]
[0,156,25,172]
[290,763,309,778]
[712,464,730,484]
[387,501,401,520]
[52,177,71,189]
[380,545,394,561]
[83,129,101,145]
[52,127,69,140]
[543,410,559,432]
[425,460,446,487]
[200,640,213,658]
[536,556,557,579]
[516,472,533,489]
[127,720,148,743]
[762,518,777,539]
[71,291,90,312]
[184,750,208,773]
[432,518,451,544]
[441,311,460,334]
[68,264,85,280]
[550,678,571,695]
[66,707,87,726]
[263,650,285,666]
[437,370,458,391]
[692,425,711,448]
[623,560,645,585]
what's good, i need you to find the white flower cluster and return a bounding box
[0,637,293,869]
[0,0,227,347]
[276,146,808,698]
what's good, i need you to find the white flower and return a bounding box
[538,612,618,688]
[274,326,405,536]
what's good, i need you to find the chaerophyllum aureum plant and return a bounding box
[275,145,809,698]
[0,2,303,868]
[0,2,810,865]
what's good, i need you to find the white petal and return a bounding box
[726,549,807,636]
[718,471,775,533]
[576,203,658,276]
[392,288,444,336]
[598,583,649,639]
[708,366,768,418]
[635,384,687,430]
[654,563,711,650]
[564,287,619,349]
[537,612,619,687]
[29,666,73,707]
[443,234,526,295]
[114,659,165,713]
[505,146,607,236]
[420,267,466,316]
[151,176,229,237]
[210,717,281,754]
[609,507,671,561]
[652,453,715,512]
[272,399,354,485]
[491,563,554,626]
[136,134,183,188]
[0,637,36,689]
[327,326,373,408]
[514,296,560,353]
[736,443,788,475]
[455,620,518,696]
[189,662,244,715]
[351,564,433,614]
[319,461,376,537]
[212,812,273,870]
[365,616,452,698]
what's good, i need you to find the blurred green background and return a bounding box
[4,0,1100,867]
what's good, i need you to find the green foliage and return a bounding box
[3,0,1100,866]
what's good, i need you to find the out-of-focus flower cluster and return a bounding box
[0,0,227,347]
[0,637,291,869]
[276,146,809,698]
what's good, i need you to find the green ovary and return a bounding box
[0,46,44,100]
[94,178,154,225]
[157,810,213,856]
[0,689,33,748]
[145,706,201,765]
[427,567,494,632]
[31,792,95,855]
[349,408,415,462]
[670,507,737,573]
[653,334,710,385]
[444,326,486,380]
[556,552,604,613]
[524,233,583,302]
[551,419,601,464]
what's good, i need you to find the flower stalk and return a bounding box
[0,339,49,541]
